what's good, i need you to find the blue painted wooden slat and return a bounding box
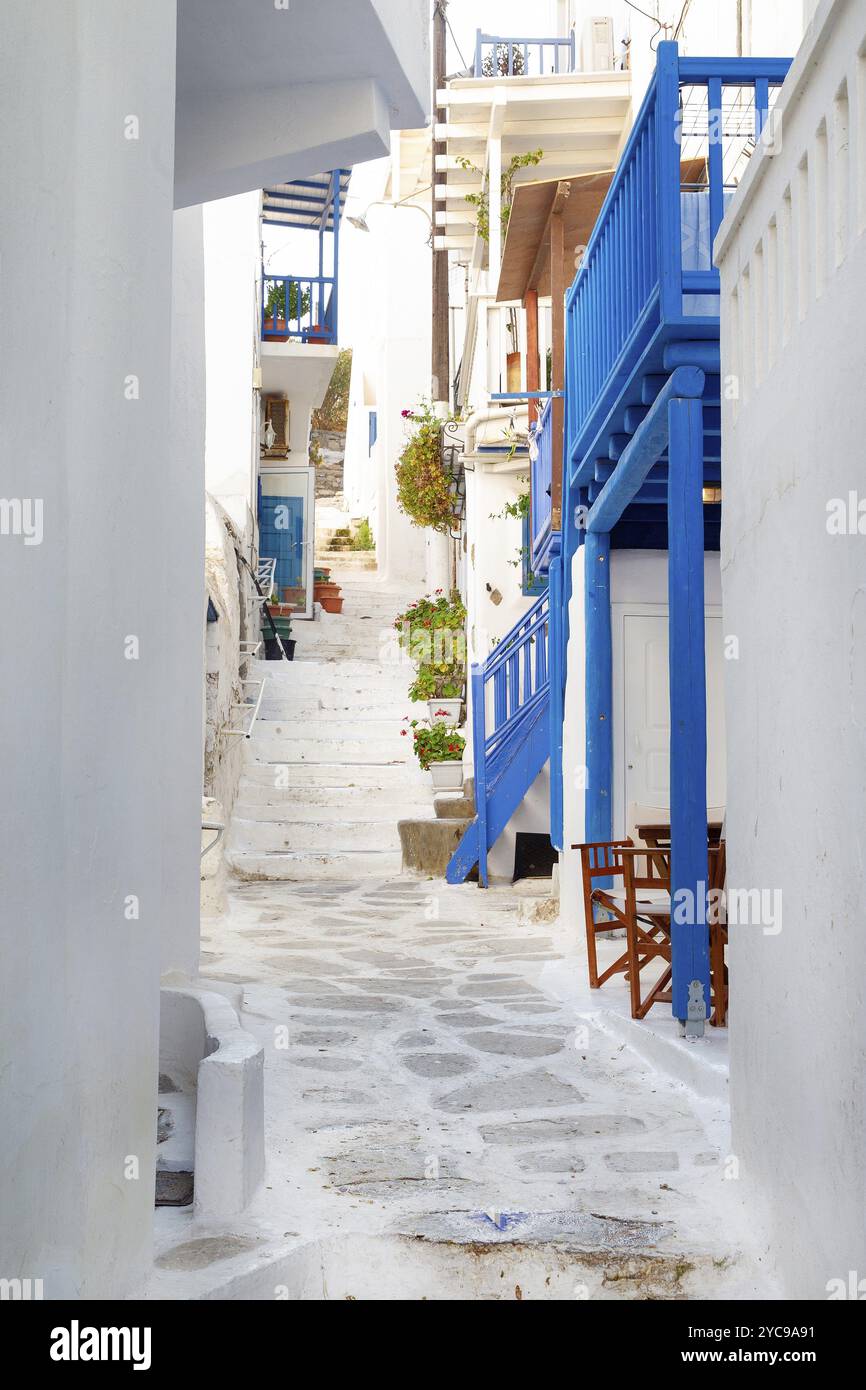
[707,77,725,250]
[584,531,612,845]
[587,366,704,533]
[549,557,564,851]
[667,396,711,1028]
[470,665,489,887]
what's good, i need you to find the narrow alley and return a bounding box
[151,567,761,1302]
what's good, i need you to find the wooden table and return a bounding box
[635,821,723,875]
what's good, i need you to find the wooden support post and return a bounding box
[550,182,569,531]
[524,289,540,426]
[584,531,612,845]
[667,396,710,1032]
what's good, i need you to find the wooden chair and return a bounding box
[708,839,727,1027]
[576,841,671,1002]
[576,837,729,1025]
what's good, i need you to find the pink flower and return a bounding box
[400,728,408,736]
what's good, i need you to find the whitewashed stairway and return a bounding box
[226,573,427,881]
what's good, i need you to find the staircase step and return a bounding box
[250,735,410,764]
[239,762,422,790]
[230,817,403,854]
[255,717,409,741]
[228,848,404,881]
[233,794,432,820]
[398,818,474,876]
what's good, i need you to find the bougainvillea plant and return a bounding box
[394,401,460,533]
[402,720,466,770]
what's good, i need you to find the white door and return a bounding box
[622,613,727,834]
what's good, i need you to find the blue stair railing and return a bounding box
[446,590,550,886]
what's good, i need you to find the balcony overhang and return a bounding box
[174,0,430,208]
[260,341,338,403]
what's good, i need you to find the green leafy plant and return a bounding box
[456,149,544,245]
[395,401,460,533]
[394,590,466,703]
[312,348,353,431]
[351,518,375,551]
[265,280,311,322]
[403,720,465,770]
[481,43,526,77]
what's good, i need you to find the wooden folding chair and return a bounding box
[620,847,673,1019]
[708,839,728,1027]
[575,840,634,989]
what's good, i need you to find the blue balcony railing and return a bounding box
[447,590,551,886]
[564,45,790,478]
[528,397,555,573]
[474,30,575,78]
[261,274,336,345]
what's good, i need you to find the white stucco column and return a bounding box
[0,0,177,1297]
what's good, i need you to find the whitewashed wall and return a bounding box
[343,204,432,584]
[716,0,866,1298]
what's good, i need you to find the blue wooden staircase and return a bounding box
[446,591,550,886]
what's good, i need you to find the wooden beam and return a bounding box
[584,531,612,846]
[549,181,569,531]
[667,396,710,1032]
[524,289,540,426]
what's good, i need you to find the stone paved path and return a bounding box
[149,874,773,1299]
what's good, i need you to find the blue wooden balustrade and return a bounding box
[528,397,560,576]
[550,43,791,1030]
[474,31,575,78]
[261,274,337,344]
[446,591,551,886]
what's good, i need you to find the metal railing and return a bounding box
[473,30,575,78]
[261,274,336,344]
[564,45,790,473]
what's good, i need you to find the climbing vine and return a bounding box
[456,149,544,244]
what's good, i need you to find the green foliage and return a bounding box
[394,591,467,703]
[456,149,544,245]
[351,518,375,551]
[265,279,311,321]
[394,401,460,533]
[312,348,353,432]
[481,43,526,77]
[405,720,465,770]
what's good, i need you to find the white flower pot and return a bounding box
[427,698,463,726]
[429,761,464,790]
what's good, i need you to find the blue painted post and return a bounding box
[667,395,710,1032]
[584,531,612,845]
[655,42,683,323]
[470,664,489,887]
[707,77,724,249]
[475,29,483,76]
[330,169,341,344]
[549,556,564,850]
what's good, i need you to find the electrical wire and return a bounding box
[673,0,694,40]
[436,1,469,74]
[623,0,666,51]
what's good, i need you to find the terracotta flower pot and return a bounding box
[319,594,343,614]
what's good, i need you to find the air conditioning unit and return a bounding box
[581,15,615,72]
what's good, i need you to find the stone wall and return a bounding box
[312,428,346,497]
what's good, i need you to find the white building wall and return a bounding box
[343,204,432,585]
[559,551,723,935]
[715,0,866,1298]
[0,0,178,1299]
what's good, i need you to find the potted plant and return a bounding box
[427,698,464,726]
[263,280,311,339]
[395,590,467,723]
[404,720,465,789]
[395,402,463,533]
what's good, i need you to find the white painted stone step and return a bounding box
[255,717,409,741]
[229,817,403,853]
[239,762,423,790]
[227,848,404,880]
[233,795,431,821]
[258,698,411,720]
[250,735,411,764]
